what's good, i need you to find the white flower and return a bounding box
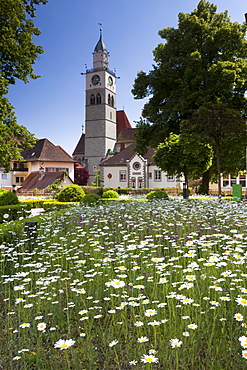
[187,323,198,330]
[170,338,183,348]
[234,313,243,321]
[20,323,30,328]
[140,354,159,363]
[236,297,247,306]
[239,336,247,348]
[109,339,118,347]
[144,308,157,317]
[37,322,46,331]
[137,336,149,343]
[54,339,75,350]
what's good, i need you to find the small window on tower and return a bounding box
[108,94,111,105]
[90,94,95,105]
[111,96,114,107]
[96,93,101,104]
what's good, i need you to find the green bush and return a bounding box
[146,190,169,201]
[56,185,85,202]
[82,193,101,205]
[43,201,78,212]
[20,199,47,208]
[0,204,32,223]
[102,190,119,199]
[0,189,19,206]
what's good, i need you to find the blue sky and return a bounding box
[8,0,247,155]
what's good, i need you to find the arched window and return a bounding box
[108,94,111,105]
[96,93,101,104]
[111,96,114,107]
[90,94,95,105]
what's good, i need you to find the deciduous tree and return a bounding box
[132,0,247,192]
[0,0,47,170]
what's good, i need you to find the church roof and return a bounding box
[100,143,155,167]
[116,110,132,131]
[21,138,75,162]
[117,128,136,143]
[94,35,107,52]
[73,134,85,156]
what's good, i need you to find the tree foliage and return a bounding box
[0,0,48,84]
[132,0,247,157]
[181,103,247,194]
[153,133,213,186]
[74,163,89,186]
[0,0,47,170]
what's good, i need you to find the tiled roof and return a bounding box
[116,110,132,131]
[117,128,136,143]
[20,171,68,190]
[100,144,155,166]
[21,139,75,162]
[72,134,85,156]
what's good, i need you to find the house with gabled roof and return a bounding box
[13,138,75,190]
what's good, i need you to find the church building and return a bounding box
[72,31,183,189]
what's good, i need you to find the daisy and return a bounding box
[239,336,247,348]
[144,308,157,317]
[134,321,144,327]
[187,323,198,330]
[242,351,247,359]
[109,339,118,347]
[137,336,149,343]
[236,297,247,307]
[140,354,159,364]
[129,360,138,365]
[54,339,75,350]
[234,313,243,321]
[170,338,183,348]
[20,323,30,328]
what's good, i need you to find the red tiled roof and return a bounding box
[116,110,132,131]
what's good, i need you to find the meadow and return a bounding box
[1,199,247,369]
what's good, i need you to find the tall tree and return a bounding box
[181,103,247,195]
[0,0,47,170]
[132,0,247,191]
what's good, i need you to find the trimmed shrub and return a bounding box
[102,190,119,199]
[82,193,101,205]
[146,190,169,201]
[56,185,85,202]
[0,189,19,206]
[20,199,47,208]
[0,204,32,223]
[43,201,78,212]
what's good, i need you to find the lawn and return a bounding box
[1,199,247,369]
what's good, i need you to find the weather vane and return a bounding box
[98,23,102,33]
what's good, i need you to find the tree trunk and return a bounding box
[200,170,210,194]
[215,141,221,196]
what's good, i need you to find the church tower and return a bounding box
[84,30,117,184]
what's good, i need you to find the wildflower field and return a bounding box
[2,199,247,369]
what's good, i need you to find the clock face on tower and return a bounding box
[108,76,113,86]
[92,74,100,85]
